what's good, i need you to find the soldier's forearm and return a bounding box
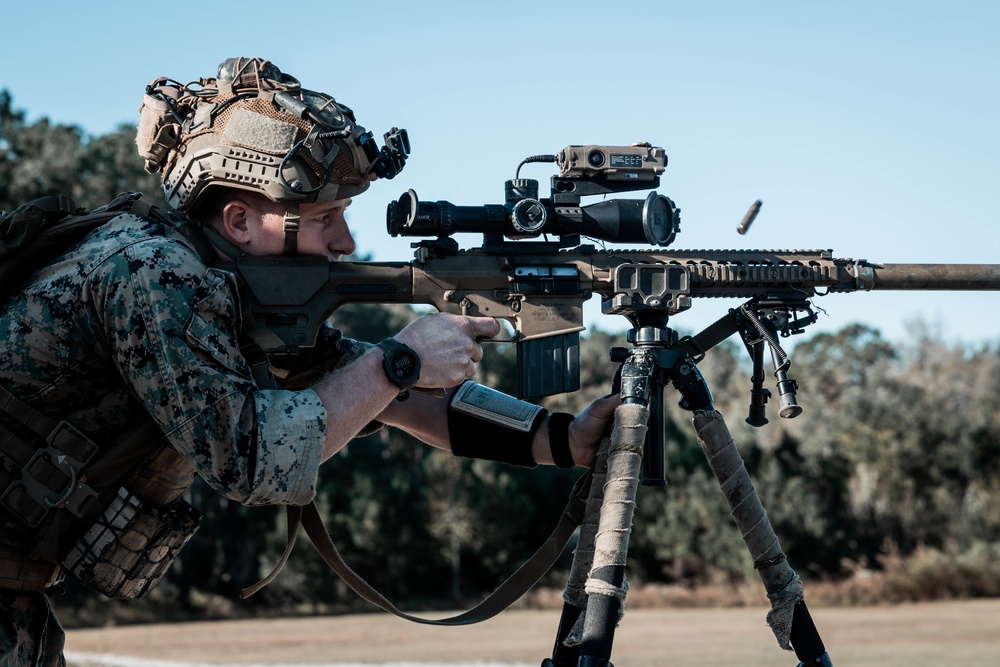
[314,349,402,461]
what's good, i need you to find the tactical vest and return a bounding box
[0,380,201,598]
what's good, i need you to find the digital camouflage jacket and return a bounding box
[0,211,365,548]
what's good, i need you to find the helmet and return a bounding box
[135,57,409,212]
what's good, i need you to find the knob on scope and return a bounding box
[505,178,548,236]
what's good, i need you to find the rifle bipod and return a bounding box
[541,322,834,667]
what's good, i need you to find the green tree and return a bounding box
[0,90,163,212]
[841,330,1000,553]
[0,89,83,210]
[76,125,165,209]
[775,324,899,565]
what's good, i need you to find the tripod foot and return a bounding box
[577,656,614,667]
[540,657,616,667]
[797,652,833,667]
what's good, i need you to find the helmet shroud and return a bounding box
[136,57,403,213]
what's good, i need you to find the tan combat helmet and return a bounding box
[135,57,409,252]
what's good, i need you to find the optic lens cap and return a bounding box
[642,192,679,246]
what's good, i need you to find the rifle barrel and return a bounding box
[871,263,1000,291]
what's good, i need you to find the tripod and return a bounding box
[542,312,834,667]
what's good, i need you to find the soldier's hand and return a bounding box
[394,313,501,388]
[567,393,621,467]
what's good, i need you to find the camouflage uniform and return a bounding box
[0,593,64,667]
[0,210,367,664]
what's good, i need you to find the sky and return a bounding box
[4,0,999,351]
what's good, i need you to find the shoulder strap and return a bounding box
[0,194,83,256]
[241,469,593,625]
[0,192,159,303]
[0,382,58,440]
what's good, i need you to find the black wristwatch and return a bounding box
[376,338,421,397]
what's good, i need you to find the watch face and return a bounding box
[388,350,418,380]
[380,340,420,390]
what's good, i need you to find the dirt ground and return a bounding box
[65,599,1000,667]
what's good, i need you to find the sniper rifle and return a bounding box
[226,142,1000,411]
[224,143,1000,667]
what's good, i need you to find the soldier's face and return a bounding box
[249,198,357,260]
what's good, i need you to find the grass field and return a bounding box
[64,599,1000,667]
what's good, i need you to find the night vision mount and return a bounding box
[386,143,680,250]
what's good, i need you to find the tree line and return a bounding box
[3,91,999,625]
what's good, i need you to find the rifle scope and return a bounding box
[385,144,680,246]
[387,189,677,246]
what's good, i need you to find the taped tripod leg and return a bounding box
[574,403,648,667]
[692,410,832,665]
[545,431,612,667]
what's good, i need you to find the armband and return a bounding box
[448,381,546,468]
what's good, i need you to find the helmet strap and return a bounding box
[283,203,300,255]
[199,221,247,261]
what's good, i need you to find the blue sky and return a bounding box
[4,0,999,347]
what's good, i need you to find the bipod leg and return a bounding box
[693,410,833,666]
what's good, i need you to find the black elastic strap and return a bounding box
[0,383,57,441]
[548,412,576,468]
[282,204,300,255]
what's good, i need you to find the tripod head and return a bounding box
[608,292,820,485]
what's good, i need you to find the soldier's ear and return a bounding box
[220,199,254,245]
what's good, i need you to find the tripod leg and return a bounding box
[545,432,612,667]
[693,410,833,665]
[573,402,649,667]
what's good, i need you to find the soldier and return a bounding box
[0,57,618,665]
